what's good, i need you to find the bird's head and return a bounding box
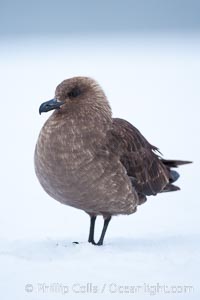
[39,77,112,121]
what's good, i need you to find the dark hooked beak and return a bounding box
[39,98,65,114]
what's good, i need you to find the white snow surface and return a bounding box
[0,35,199,299]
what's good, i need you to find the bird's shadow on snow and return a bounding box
[0,234,199,262]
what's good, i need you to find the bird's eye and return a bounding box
[68,87,81,98]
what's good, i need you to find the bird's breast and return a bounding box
[35,119,108,196]
[34,117,137,214]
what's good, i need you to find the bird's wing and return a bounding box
[110,118,169,196]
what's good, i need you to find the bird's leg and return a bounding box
[88,215,97,245]
[96,216,111,246]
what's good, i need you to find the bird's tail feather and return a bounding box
[161,159,192,168]
[160,158,192,193]
[160,183,180,193]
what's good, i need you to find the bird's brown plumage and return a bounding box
[34,76,191,245]
[110,118,170,196]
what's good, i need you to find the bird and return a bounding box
[34,76,191,246]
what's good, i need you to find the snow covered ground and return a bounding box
[0,35,199,299]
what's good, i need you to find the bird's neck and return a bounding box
[54,101,111,131]
[43,106,112,148]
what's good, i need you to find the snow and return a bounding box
[0,35,199,299]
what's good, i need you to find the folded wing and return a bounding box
[111,118,170,196]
